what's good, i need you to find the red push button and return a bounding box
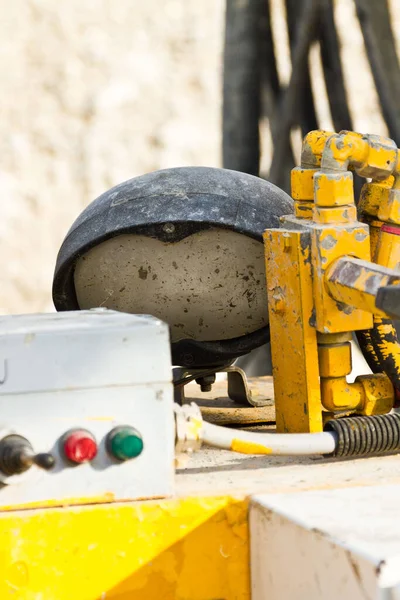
[62,430,97,464]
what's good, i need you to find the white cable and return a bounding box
[202,421,337,456]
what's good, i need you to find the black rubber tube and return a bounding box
[355,0,400,144]
[269,0,320,189]
[325,413,400,458]
[260,0,294,192]
[285,0,319,137]
[369,318,400,396]
[222,0,263,176]
[319,0,352,132]
[260,0,280,107]
[355,329,383,374]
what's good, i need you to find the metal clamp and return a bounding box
[173,364,269,407]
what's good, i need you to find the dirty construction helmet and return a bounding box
[52,167,293,367]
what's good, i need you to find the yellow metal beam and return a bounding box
[264,229,322,433]
[0,496,249,600]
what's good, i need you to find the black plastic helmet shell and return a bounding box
[53,166,293,366]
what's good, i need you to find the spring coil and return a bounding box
[324,413,400,457]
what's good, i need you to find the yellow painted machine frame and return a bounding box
[0,496,250,599]
[265,130,400,433]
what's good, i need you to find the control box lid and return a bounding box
[0,309,172,393]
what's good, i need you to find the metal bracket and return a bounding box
[173,364,269,407]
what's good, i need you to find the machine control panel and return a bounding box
[0,309,174,509]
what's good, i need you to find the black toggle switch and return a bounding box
[0,435,56,476]
[0,435,35,476]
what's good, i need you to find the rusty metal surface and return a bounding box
[183,377,275,426]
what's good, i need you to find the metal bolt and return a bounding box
[195,374,216,393]
[162,222,175,234]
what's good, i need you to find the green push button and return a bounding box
[107,426,144,461]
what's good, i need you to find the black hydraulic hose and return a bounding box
[319,0,352,132]
[269,0,320,189]
[260,0,280,106]
[222,0,263,176]
[355,330,383,374]
[355,0,400,145]
[325,413,400,457]
[261,0,294,192]
[369,318,400,398]
[285,0,319,137]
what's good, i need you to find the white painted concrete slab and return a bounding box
[250,486,400,600]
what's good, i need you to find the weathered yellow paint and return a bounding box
[0,496,250,600]
[294,201,314,219]
[322,132,368,170]
[311,225,373,333]
[317,330,393,415]
[361,139,398,178]
[371,225,400,388]
[369,219,384,260]
[378,189,400,224]
[266,130,400,431]
[318,341,352,378]
[300,130,335,167]
[372,316,400,382]
[358,180,393,218]
[312,204,357,224]
[375,230,400,270]
[355,373,394,416]
[320,360,393,415]
[231,439,272,455]
[314,171,354,207]
[318,338,393,414]
[265,129,400,431]
[264,229,323,433]
[291,167,316,200]
[320,376,364,411]
[325,256,400,318]
[322,132,397,179]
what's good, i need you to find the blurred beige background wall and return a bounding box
[0,0,224,314]
[0,0,399,315]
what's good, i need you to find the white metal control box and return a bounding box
[0,308,174,509]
